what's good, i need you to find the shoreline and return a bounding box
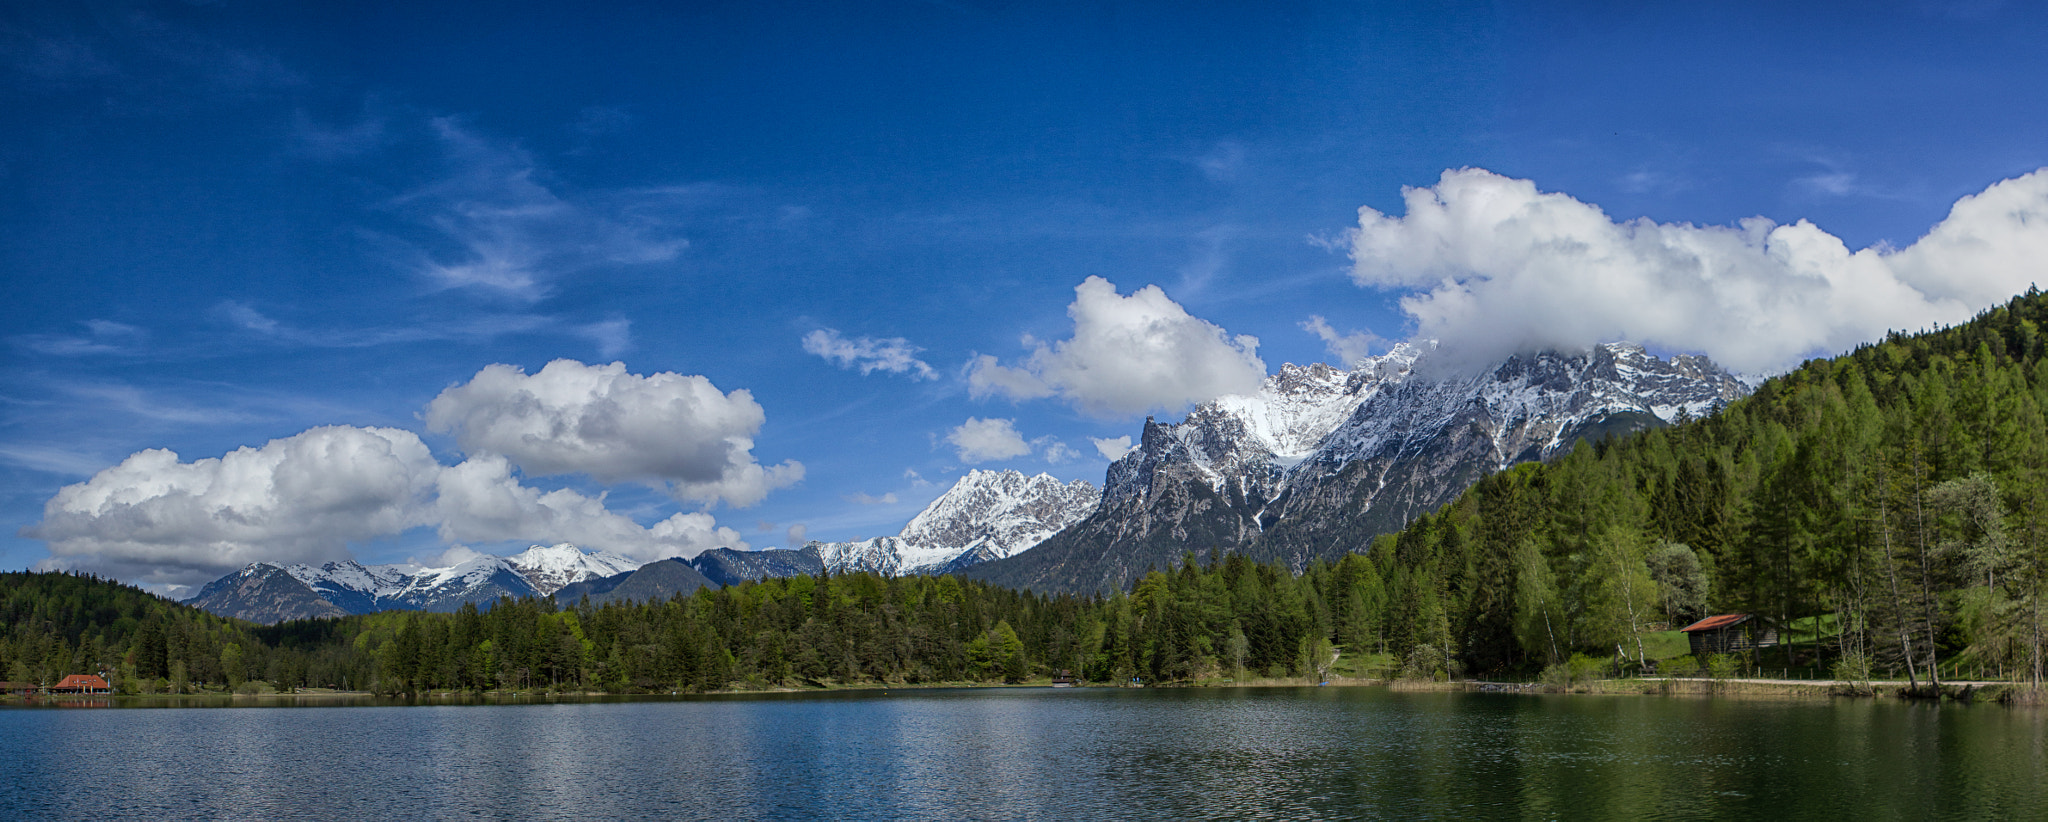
[7,675,2039,706]
[1388,676,2042,704]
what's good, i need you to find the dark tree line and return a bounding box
[1369,287,2048,686]
[3,559,1382,694]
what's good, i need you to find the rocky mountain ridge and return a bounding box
[965,342,1750,594]
[690,469,1099,585]
[187,543,639,623]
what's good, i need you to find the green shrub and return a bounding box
[1706,654,1739,679]
[1540,653,1611,690]
[1830,653,1871,684]
[1399,644,1454,681]
[1663,655,1701,677]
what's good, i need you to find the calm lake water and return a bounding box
[3,687,2043,820]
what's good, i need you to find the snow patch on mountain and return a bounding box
[807,469,1099,576]
[190,543,647,621]
[506,543,640,594]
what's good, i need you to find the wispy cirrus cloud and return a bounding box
[9,320,146,357]
[802,328,938,379]
[386,118,689,301]
[212,301,629,357]
[0,8,301,107]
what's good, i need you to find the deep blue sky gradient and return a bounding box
[5,0,2045,583]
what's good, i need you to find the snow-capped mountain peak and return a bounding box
[506,543,640,594]
[796,469,1100,578]
[188,543,644,622]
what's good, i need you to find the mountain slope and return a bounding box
[554,558,717,606]
[185,564,350,623]
[690,469,1099,583]
[968,342,1749,595]
[1361,287,2048,676]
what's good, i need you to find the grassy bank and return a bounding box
[1392,676,2047,704]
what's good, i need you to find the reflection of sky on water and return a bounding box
[3,688,2045,819]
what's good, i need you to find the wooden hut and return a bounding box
[1678,614,1779,657]
[0,680,38,696]
[49,674,112,694]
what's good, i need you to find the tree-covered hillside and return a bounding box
[0,571,278,690]
[1373,287,2048,685]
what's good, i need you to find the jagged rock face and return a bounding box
[969,342,1750,595]
[898,469,1101,559]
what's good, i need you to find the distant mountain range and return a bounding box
[186,543,639,623]
[190,343,1749,620]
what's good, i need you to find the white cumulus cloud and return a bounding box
[29,423,757,586]
[425,359,802,507]
[28,426,442,586]
[1092,435,1135,460]
[1349,167,2048,375]
[802,328,938,379]
[435,455,744,562]
[966,276,1267,417]
[946,417,1033,464]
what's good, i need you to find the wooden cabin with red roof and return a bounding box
[49,674,112,694]
[1678,614,1779,657]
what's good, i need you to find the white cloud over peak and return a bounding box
[29,426,441,584]
[966,276,1267,417]
[425,359,802,507]
[1301,315,1376,366]
[946,417,1033,464]
[1039,439,1078,464]
[802,328,938,379]
[435,455,744,562]
[1091,435,1135,460]
[1349,167,2048,375]
[29,423,756,586]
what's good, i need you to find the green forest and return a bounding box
[2,558,1370,694]
[1381,286,2048,688]
[6,288,2048,696]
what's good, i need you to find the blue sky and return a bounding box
[6,0,2047,594]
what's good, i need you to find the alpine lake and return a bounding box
[3,686,2042,820]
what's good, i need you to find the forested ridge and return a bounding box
[7,288,2048,694]
[2,559,1369,693]
[1378,286,2048,686]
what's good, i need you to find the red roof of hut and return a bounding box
[54,674,109,690]
[1678,614,1751,633]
